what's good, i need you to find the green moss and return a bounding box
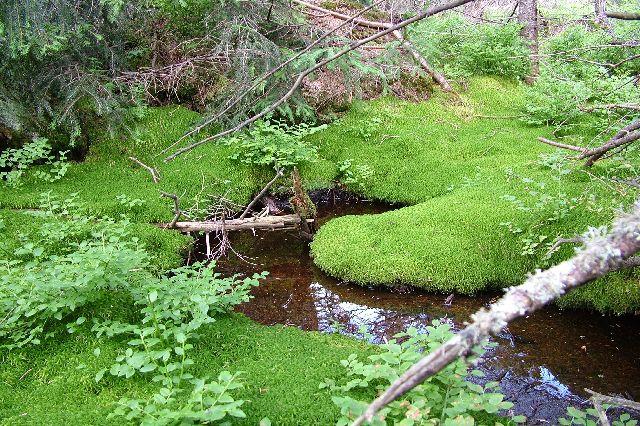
[0,106,264,223]
[308,77,638,313]
[0,314,372,425]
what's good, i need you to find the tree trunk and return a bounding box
[518,0,539,83]
[595,0,609,26]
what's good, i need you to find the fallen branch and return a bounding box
[586,388,640,426]
[606,11,640,20]
[538,137,587,153]
[239,169,284,219]
[164,0,474,161]
[538,121,640,167]
[129,157,160,183]
[291,0,454,92]
[582,121,640,166]
[166,214,314,232]
[353,200,640,425]
[581,103,640,112]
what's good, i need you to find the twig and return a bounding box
[352,200,640,425]
[129,157,160,183]
[239,169,284,219]
[581,103,640,112]
[160,191,182,228]
[546,236,584,256]
[585,388,640,426]
[164,0,475,161]
[538,137,587,153]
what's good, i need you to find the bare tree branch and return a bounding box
[606,11,640,20]
[239,168,284,219]
[290,0,454,92]
[352,200,640,425]
[538,120,640,167]
[538,137,587,153]
[160,191,183,228]
[164,0,475,161]
[129,156,160,183]
[585,388,640,426]
[162,0,386,154]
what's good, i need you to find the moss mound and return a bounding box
[0,106,264,223]
[309,77,640,313]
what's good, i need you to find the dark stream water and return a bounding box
[196,193,640,424]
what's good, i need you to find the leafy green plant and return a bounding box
[225,120,325,170]
[411,16,530,80]
[0,137,68,187]
[111,371,247,424]
[0,193,267,423]
[559,406,637,426]
[337,159,373,191]
[320,321,522,425]
[523,25,640,132]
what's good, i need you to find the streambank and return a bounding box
[191,195,640,422]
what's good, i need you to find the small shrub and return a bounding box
[410,16,531,80]
[320,322,522,425]
[0,137,68,187]
[225,120,326,170]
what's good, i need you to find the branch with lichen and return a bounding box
[353,200,640,426]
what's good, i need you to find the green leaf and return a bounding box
[95,368,106,383]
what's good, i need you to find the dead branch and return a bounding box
[164,0,474,161]
[582,121,640,166]
[160,191,183,228]
[239,169,284,219]
[164,0,386,153]
[352,200,640,425]
[613,177,640,189]
[581,103,640,112]
[538,137,587,153]
[538,121,640,167]
[129,156,160,183]
[391,30,454,92]
[167,214,313,232]
[606,11,640,20]
[585,388,640,426]
[291,0,454,92]
[546,235,584,256]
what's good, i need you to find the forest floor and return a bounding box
[1,76,638,424]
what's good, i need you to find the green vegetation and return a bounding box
[0,313,373,425]
[0,197,375,424]
[309,77,640,313]
[323,322,522,425]
[0,106,263,223]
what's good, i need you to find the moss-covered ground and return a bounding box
[0,75,638,424]
[0,313,372,425]
[307,77,640,313]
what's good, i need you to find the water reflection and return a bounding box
[202,195,640,423]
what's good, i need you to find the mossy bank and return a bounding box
[308,77,640,314]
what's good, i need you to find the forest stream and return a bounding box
[194,192,640,423]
